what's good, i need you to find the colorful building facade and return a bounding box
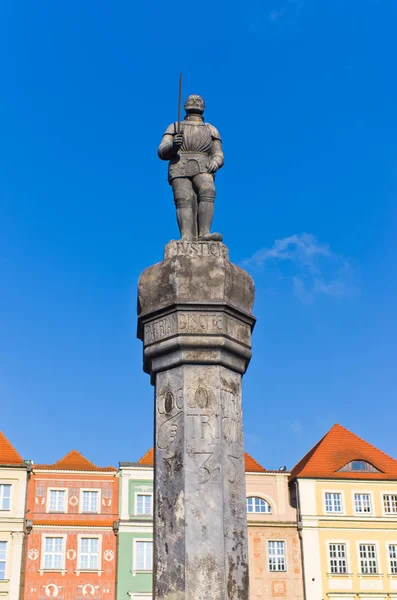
[291,423,397,600]
[0,431,29,599]
[24,450,118,600]
[246,461,304,600]
[117,448,304,600]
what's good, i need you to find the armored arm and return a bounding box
[210,139,224,171]
[158,123,180,161]
[207,124,224,173]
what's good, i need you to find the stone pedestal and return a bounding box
[137,240,255,600]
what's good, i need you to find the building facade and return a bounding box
[246,464,304,600]
[117,448,304,600]
[291,423,397,600]
[0,431,29,599]
[23,450,118,600]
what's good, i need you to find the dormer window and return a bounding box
[338,460,381,473]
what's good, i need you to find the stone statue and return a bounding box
[158,94,224,241]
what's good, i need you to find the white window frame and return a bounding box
[246,495,272,514]
[133,538,153,572]
[0,541,7,580]
[134,492,153,516]
[327,541,350,574]
[79,489,101,514]
[76,536,102,573]
[40,534,67,571]
[382,492,397,516]
[323,491,344,514]
[386,541,397,575]
[77,534,102,571]
[267,540,287,572]
[356,541,380,575]
[46,488,67,513]
[353,491,373,516]
[0,484,12,511]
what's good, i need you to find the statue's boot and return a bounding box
[199,232,223,242]
[197,198,222,242]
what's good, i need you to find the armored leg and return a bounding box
[193,173,222,241]
[171,178,196,241]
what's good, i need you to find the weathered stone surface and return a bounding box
[138,241,254,318]
[137,242,255,600]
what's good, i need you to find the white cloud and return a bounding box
[242,233,357,303]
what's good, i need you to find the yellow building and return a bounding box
[0,431,29,599]
[290,424,397,600]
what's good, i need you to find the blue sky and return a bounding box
[1,1,396,470]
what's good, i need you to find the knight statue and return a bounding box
[158,94,224,241]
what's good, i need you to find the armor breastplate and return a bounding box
[169,123,213,181]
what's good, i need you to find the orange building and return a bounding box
[23,450,118,600]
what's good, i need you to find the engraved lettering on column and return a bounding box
[157,412,182,450]
[226,455,241,483]
[193,452,221,484]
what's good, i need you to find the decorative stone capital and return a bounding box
[137,241,255,382]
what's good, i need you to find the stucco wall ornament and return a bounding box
[103,549,114,561]
[28,548,39,560]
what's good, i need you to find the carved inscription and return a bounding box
[144,312,250,345]
[156,382,244,487]
[165,241,229,259]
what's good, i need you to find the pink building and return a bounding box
[245,458,304,600]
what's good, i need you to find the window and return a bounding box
[354,494,372,514]
[82,491,98,513]
[339,461,380,473]
[0,485,11,510]
[136,494,152,515]
[43,537,64,570]
[0,542,6,579]
[359,544,378,574]
[268,541,286,572]
[325,493,342,513]
[135,541,153,571]
[79,538,99,570]
[246,497,271,513]
[384,495,397,514]
[389,545,397,574]
[48,490,66,512]
[329,543,348,574]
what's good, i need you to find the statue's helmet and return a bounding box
[184,94,205,115]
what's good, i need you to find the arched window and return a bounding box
[246,496,272,514]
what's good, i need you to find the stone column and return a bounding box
[137,240,255,600]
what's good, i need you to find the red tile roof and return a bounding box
[35,449,116,472]
[290,423,397,480]
[0,431,24,465]
[138,448,266,473]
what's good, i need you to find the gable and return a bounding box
[290,424,397,480]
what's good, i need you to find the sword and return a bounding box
[177,73,183,133]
